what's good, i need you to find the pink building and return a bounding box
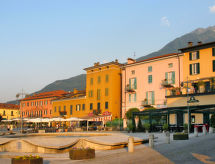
[122,53,183,120]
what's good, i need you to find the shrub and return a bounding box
[137,117,144,132]
[144,123,150,131]
[210,114,215,128]
[163,124,169,131]
[126,108,140,120]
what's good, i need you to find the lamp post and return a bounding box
[16,89,29,134]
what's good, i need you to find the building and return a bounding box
[52,60,122,121]
[122,53,183,120]
[20,90,67,118]
[166,41,215,126]
[0,103,20,120]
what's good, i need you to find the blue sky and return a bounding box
[0,0,215,102]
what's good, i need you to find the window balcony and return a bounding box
[141,99,153,107]
[161,79,174,88]
[125,85,136,93]
[59,111,67,116]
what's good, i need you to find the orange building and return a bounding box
[20,90,67,118]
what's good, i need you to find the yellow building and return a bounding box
[52,60,122,120]
[0,103,20,120]
[167,41,215,126]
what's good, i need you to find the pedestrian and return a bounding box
[7,125,10,131]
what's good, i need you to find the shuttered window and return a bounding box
[213,48,215,56]
[189,51,199,60]
[213,60,215,72]
[148,75,152,83]
[190,63,200,75]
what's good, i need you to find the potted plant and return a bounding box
[127,121,133,133]
[12,155,43,164]
[144,123,150,133]
[162,124,169,132]
[69,147,95,160]
[183,123,188,133]
[173,132,189,140]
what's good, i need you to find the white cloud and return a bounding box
[160,16,170,27]
[209,5,215,13]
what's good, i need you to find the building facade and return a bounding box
[0,103,20,120]
[122,53,183,120]
[167,41,215,125]
[20,90,67,118]
[52,60,122,120]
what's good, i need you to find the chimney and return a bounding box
[188,42,193,47]
[115,59,118,63]
[94,62,100,66]
[127,58,136,64]
[197,41,202,45]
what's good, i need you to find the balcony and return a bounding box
[141,99,153,107]
[166,79,215,98]
[59,111,67,116]
[161,79,174,88]
[93,110,101,115]
[125,85,136,93]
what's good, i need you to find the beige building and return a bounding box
[0,103,20,120]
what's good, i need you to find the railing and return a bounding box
[125,86,136,93]
[161,79,174,88]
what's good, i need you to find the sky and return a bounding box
[0,0,215,102]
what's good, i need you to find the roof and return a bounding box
[52,90,86,101]
[0,103,19,110]
[21,90,68,101]
[125,53,180,67]
[84,61,122,71]
[179,41,215,53]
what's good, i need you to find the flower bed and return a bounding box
[69,147,95,160]
[173,133,189,140]
[12,155,43,164]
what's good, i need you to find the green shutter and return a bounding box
[129,79,131,89]
[152,91,155,105]
[129,94,131,102]
[197,63,200,74]
[172,72,175,84]
[190,64,192,75]
[189,52,192,60]
[134,78,137,89]
[213,60,215,72]
[197,51,200,59]
[134,93,136,102]
[213,48,215,56]
[165,72,168,80]
[146,92,148,105]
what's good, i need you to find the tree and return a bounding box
[137,116,144,132]
[126,108,140,120]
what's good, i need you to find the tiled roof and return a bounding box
[53,90,86,101]
[0,103,19,109]
[21,90,68,101]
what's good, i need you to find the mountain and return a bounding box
[35,74,86,94]
[6,26,215,104]
[137,26,215,61]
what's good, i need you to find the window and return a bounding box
[97,89,101,100]
[148,66,152,72]
[64,106,66,111]
[168,63,173,68]
[70,105,73,115]
[22,103,25,107]
[190,63,200,75]
[58,106,61,112]
[148,75,152,83]
[31,102,34,106]
[82,104,85,110]
[129,93,136,102]
[89,90,93,97]
[189,51,199,60]
[213,60,215,72]
[212,48,215,56]
[105,102,109,109]
[90,78,93,85]
[27,102,29,106]
[11,111,13,116]
[129,78,137,89]
[50,110,52,114]
[76,104,81,111]
[90,103,93,110]
[131,70,135,75]
[40,101,43,106]
[97,103,101,113]
[146,91,155,105]
[105,88,109,96]
[98,76,101,84]
[165,71,175,84]
[105,74,109,82]
[54,107,56,112]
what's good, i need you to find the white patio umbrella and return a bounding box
[51,117,66,122]
[65,117,85,121]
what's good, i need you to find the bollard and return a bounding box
[128,137,134,152]
[209,127,214,134]
[203,125,207,135]
[194,127,198,137]
[165,131,170,144]
[149,134,154,148]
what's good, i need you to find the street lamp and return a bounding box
[187,96,199,134]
